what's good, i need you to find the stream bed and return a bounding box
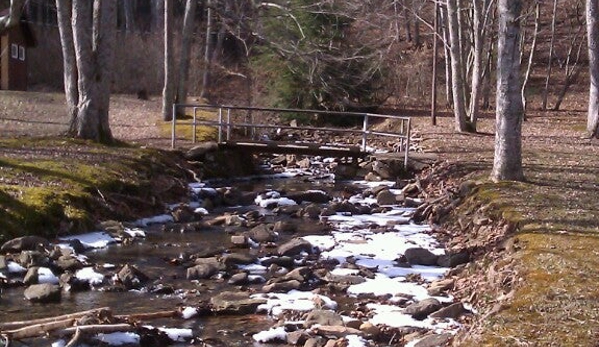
[0,155,471,347]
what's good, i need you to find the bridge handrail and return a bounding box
[171,104,411,167]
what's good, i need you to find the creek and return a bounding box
[0,157,465,347]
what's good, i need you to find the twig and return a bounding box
[64,327,82,347]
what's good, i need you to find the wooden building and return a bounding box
[0,9,36,91]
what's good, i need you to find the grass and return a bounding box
[411,108,599,346]
[158,108,219,144]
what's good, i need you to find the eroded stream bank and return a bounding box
[0,152,474,347]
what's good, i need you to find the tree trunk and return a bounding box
[200,0,213,99]
[441,4,453,108]
[492,0,524,182]
[56,0,79,133]
[151,0,164,33]
[162,0,175,121]
[541,0,558,110]
[447,0,468,132]
[521,2,540,119]
[468,0,490,131]
[431,2,439,125]
[123,0,135,33]
[587,0,599,137]
[0,0,25,32]
[177,0,197,103]
[69,0,115,142]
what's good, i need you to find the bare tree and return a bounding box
[0,0,24,32]
[446,0,468,132]
[541,0,558,110]
[492,0,524,181]
[521,1,540,119]
[162,0,175,121]
[200,0,214,99]
[586,0,599,138]
[176,0,198,103]
[56,0,78,130]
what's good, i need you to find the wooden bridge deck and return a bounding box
[218,141,366,158]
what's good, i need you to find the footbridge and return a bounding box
[170,104,411,167]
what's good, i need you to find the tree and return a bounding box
[586,0,599,138]
[162,0,175,121]
[0,0,24,32]
[176,0,198,103]
[492,0,524,182]
[56,0,116,142]
[446,0,468,132]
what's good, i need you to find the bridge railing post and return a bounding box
[218,108,223,143]
[404,118,411,169]
[192,107,197,144]
[361,113,369,151]
[226,108,231,141]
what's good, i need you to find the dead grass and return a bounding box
[410,104,599,346]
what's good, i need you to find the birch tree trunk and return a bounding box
[541,0,558,110]
[467,0,490,131]
[123,0,135,33]
[200,0,214,99]
[521,2,540,119]
[446,0,468,132]
[587,0,599,138]
[162,0,175,121]
[177,0,198,103]
[492,0,524,182]
[56,0,78,133]
[69,0,115,142]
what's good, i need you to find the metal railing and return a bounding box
[171,104,411,166]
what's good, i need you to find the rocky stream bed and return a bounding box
[0,152,473,347]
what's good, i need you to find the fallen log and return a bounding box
[2,319,77,340]
[56,324,136,338]
[0,307,111,331]
[115,310,179,322]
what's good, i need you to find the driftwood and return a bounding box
[56,324,137,337]
[0,307,110,331]
[115,310,179,323]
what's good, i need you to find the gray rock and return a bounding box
[210,291,266,314]
[287,191,331,204]
[372,160,394,179]
[282,267,311,282]
[24,283,61,303]
[436,250,470,268]
[19,251,49,268]
[376,189,397,205]
[304,337,326,347]
[230,235,248,247]
[427,279,454,296]
[225,214,247,227]
[287,330,310,345]
[228,272,249,285]
[117,264,149,289]
[171,204,197,223]
[413,333,453,347]
[405,248,439,266]
[261,256,295,268]
[359,322,380,338]
[54,255,84,272]
[430,302,466,319]
[186,263,221,280]
[404,298,443,320]
[248,224,277,243]
[273,220,298,234]
[301,204,322,219]
[1,236,50,253]
[60,273,91,292]
[221,253,257,266]
[185,142,219,160]
[262,279,301,292]
[364,172,382,182]
[278,238,313,256]
[304,310,344,328]
[312,326,363,338]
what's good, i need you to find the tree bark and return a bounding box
[151,0,164,33]
[541,0,558,110]
[521,2,540,119]
[492,0,524,182]
[446,0,468,132]
[431,2,439,125]
[587,0,599,137]
[162,0,175,121]
[123,0,135,33]
[176,0,197,103]
[468,0,490,131]
[200,0,214,99]
[0,0,25,32]
[56,0,79,133]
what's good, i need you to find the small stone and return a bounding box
[404,298,443,320]
[273,220,298,233]
[186,263,221,280]
[429,302,466,319]
[248,224,276,243]
[404,248,439,266]
[221,253,257,266]
[304,310,344,328]
[117,264,149,289]
[278,238,313,256]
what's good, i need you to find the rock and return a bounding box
[261,256,295,268]
[262,279,301,292]
[404,248,439,266]
[283,267,312,282]
[403,298,443,320]
[372,160,394,179]
[23,267,41,285]
[458,180,477,198]
[60,273,91,292]
[359,322,380,338]
[376,189,397,205]
[334,164,358,180]
[185,142,219,160]
[278,238,313,256]
[248,224,277,243]
[404,197,422,208]
[287,330,310,345]
[1,236,50,253]
[275,204,302,215]
[273,220,298,234]
[427,279,454,296]
[228,272,249,285]
[117,264,149,289]
[64,239,86,254]
[302,204,322,219]
[230,235,249,247]
[298,158,311,169]
[324,273,366,285]
[413,333,453,347]
[436,250,470,268]
[0,255,6,271]
[430,302,466,319]
[24,283,61,303]
[171,204,197,223]
[304,310,345,328]
[287,191,331,204]
[54,255,84,272]
[304,337,326,347]
[312,325,363,338]
[210,291,266,314]
[223,188,242,206]
[225,214,247,227]
[221,253,257,266]
[364,172,381,182]
[186,262,222,280]
[19,251,49,268]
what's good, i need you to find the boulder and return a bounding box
[413,333,453,347]
[262,279,301,292]
[273,220,298,234]
[301,204,322,219]
[261,256,295,268]
[278,238,313,257]
[430,302,466,319]
[185,142,219,160]
[228,272,249,285]
[221,253,258,266]
[24,283,61,303]
[404,248,439,266]
[287,191,331,204]
[1,236,50,253]
[210,291,266,314]
[186,263,221,280]
[230,235,249,247]
[117,264,150,289]
[54,255,84,272]
[436,250,470,268]
[19,251,49,268]
[403,298,443,320]
[376,189,397,206]
[304,310,344,328]
[248,224,277,243]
